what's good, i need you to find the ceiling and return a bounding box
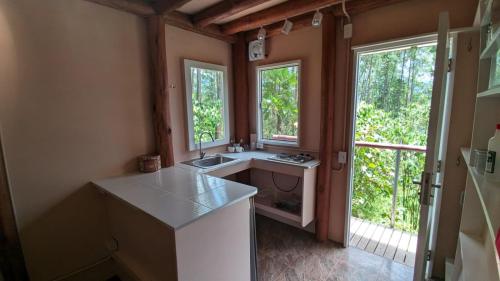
[176,0,288,24]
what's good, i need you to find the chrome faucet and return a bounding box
[198,131,214,159]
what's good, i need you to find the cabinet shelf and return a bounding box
[478,86,500,98]
[459,232,500,281]
[460,147,500,239]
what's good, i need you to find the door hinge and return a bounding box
[426,250,432,261]
[447,58,453,72]
[437,160,442,173]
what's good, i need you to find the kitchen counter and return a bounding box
[176,150,320,174]
[93,166,257,230]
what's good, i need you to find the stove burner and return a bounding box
[270,153,314,164]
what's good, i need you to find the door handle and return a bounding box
[413,180,441,189]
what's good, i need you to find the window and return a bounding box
[184,60,229,150]
[257,61,300,146]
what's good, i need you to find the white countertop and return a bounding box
[93,150,319,230]
[176,151,320,174]
[93,167,257,230]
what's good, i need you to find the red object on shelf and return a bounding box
[496,228,500,256]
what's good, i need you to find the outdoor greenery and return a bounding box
[259,65,299,142]
[190,67,225,143]
[352,44,436,233]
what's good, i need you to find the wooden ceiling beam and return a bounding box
[328,0,407,16]
[164,12,238,43]
[193,0,274,27]
[244,0,409,41]
[152,0,193,15]
[245,12,315,42]
[221,0,348,35]
[84,0,155,16]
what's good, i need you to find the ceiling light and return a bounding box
[312,10,323,28]
[257,27,266,40]
[281,19,293,35]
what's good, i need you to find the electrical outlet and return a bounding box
[338,151,347,164]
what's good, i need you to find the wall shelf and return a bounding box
[461,148,500,239]
[478,86,500,98]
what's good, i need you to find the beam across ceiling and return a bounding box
[245,0,409,41]
[245,12,314,41]
[84,0,155,16]
[221,0,346,35]
[152,0,193,15]
[164,12,238,43]
[193,0,274,27]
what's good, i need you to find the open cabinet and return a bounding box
[452,1,500,280]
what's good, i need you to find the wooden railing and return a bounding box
[354,140,426,228]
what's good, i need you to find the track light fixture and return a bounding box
[281,19,293,35]
[312,10,323,28]
[257,27,267,40]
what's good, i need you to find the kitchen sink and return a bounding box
[182,155,236,168]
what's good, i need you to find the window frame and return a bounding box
[183,59,230,151]
[256,60,301,147]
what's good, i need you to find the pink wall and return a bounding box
[165,25,234,162]
[0,0,154,280]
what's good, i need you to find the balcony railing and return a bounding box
[353,141,426,232]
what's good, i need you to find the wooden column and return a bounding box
[232,34,250,144]
[148,16,174,167]
[316,12,336,242]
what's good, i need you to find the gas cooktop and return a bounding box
[268,153,314,164]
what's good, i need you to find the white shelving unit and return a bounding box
[452,1,500,280]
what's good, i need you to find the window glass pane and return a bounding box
[493,48,500,87]
[259,64,299,143]
[190,67,225,144]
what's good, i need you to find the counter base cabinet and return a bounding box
[106,197,251,281]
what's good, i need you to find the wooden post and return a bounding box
[232,34,250,144]
[148,16,174,167]
[316,12,335,242]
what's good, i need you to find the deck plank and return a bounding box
[374,227,393,256]
[350,220,369,247]
[365,224,385,253]
[357,223,377,250]
[384,229,402,259]
[404,234,418,266]
[349,217,362,240]
[394,231,411,263]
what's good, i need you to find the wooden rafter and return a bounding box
[193,0,273,27]
[164,12,237,43]
[84,0,155,16]
[245,0,409,41]
[221,0,347,35]
[152,0,193,15]
[245,12,314,41]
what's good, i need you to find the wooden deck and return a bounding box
[349,217,417,267]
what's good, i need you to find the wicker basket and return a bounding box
[138,155,161,173]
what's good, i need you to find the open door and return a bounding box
[413,12,451,281]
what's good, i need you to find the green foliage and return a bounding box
[260,65,299,141]
[191,68,225,143]
[352,45,436,233]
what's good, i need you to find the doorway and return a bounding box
[347,36,439,267]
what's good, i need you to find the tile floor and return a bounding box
[256,215,413,281]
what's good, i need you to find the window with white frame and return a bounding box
[184,59,230,150]
[257,60,301,146]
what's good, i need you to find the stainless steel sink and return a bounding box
[182,155,236,168]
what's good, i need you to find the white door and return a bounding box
[413,12,451,281]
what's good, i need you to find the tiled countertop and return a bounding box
[93,150,319,230]
[93,167,257,230]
